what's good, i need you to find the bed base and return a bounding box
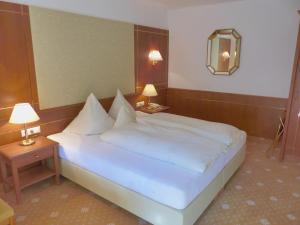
[59,144,246,225]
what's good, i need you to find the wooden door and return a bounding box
[282,21,300,159]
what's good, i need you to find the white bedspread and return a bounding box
[100,122,226,173]
[48,131,246,209]
[136,112,241,146]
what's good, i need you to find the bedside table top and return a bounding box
[0,136,58,160]
[138,105,170,114]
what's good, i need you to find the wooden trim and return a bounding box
[22,7,39,106]
[0,3,38,111]
[134,25,139,93]
[134,25,169,36]
[167,88,287,139]
[168,88,286,109]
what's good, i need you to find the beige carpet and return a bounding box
[1,137,300,225]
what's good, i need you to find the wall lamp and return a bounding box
[148,50,163,65]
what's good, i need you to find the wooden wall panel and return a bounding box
[134,25,169,105]
[0,2,38,146]
[167,88,287,139]
[0,2,38,109]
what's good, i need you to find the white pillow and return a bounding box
[109,89,136,120]
[64,93,114,135]
[114,106,136,128]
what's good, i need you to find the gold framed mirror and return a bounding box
[207,29,241,75]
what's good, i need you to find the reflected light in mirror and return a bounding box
[222,51,230,59]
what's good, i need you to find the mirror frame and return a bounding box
[206,28,241,76]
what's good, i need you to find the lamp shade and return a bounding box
[9,103,40,124]
[142,84,158,97]
[149,50,163,62]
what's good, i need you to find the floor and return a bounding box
[1,137,300,225]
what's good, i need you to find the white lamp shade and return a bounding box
[142,84,158,97]
[9,103,40,124]
[149,50,163,62]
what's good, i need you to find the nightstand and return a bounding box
[138,105,170,114]
[0,136,60,203]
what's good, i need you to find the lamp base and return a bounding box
[20,139,35,146]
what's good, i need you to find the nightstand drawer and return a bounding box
[14,148,53,167]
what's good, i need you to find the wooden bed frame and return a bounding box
[57,144,246,225]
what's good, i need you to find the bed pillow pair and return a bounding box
[64,90,136,135]
[109,89,136,128]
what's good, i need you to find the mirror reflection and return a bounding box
[207,29,241,75]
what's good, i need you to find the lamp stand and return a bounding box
[146,96,152,109]
[20,123,35,146]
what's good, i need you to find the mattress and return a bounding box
[48,131,246,210]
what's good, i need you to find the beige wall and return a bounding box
[29,6,134,109]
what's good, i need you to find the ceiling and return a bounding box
[150,0,244,9]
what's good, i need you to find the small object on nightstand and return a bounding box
[138,104,170,114]
[0,136,60,203]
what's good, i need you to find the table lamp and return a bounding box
[142,84,158,106]
[9,103,40,146]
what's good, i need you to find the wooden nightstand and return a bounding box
[138,105,170,114]
[0,136,60,203]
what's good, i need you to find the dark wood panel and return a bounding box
[0,3,37,109]
[282,22,300,158]
[167,88,287,139]
[134,25,169,98]
[0,1,23,13]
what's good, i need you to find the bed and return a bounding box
[48,112,246,225]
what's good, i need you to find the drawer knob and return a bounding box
[34,154,39,158]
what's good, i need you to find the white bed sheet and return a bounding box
[48,131,246,210]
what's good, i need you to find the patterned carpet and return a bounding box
[1,137,300,225]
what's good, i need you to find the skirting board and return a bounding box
[59,144,246,225]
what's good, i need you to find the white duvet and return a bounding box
[100,112,243,173]
[100,121,231,173]
[137,112,240,146]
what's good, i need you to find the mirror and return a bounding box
[207,29,241,75]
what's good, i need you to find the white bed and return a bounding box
[48,112,247,225]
